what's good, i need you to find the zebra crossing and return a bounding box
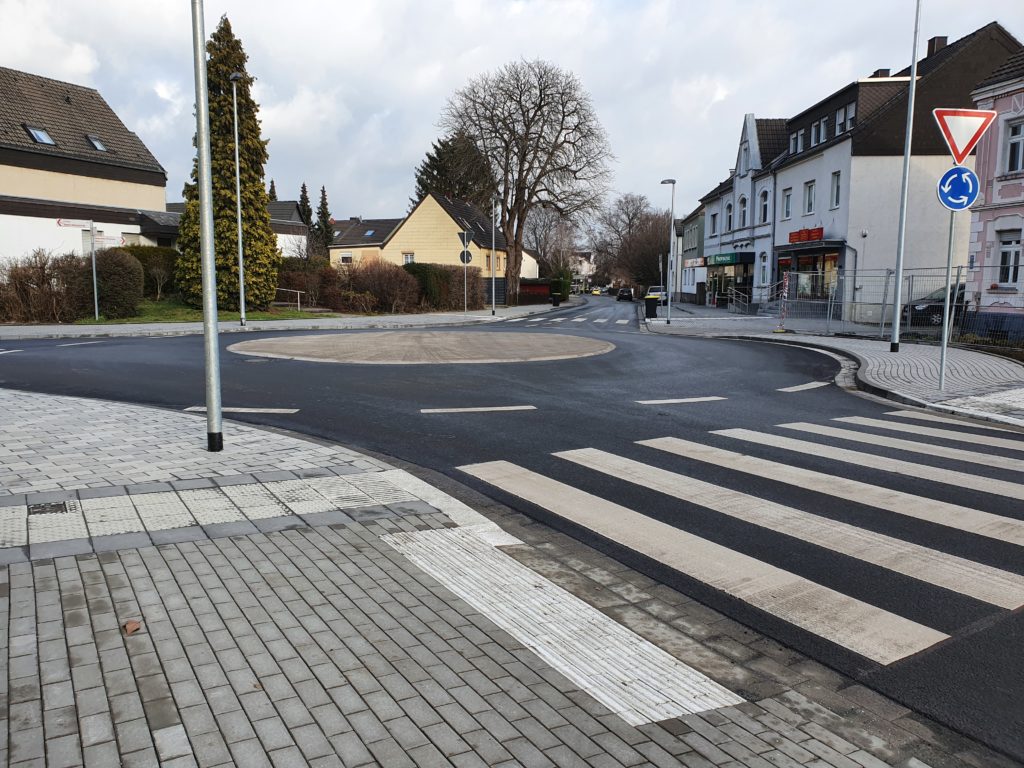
[458,410,1024,667]
[504,313,634,327]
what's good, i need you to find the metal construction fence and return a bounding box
[754,267,1024,347]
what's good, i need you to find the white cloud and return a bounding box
[1,0,1022,218]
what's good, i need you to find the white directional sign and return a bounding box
[56,218,90,228]
[933,108,997,165]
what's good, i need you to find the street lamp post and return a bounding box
[229,71,247,327]
[661,178,676,325]
[491,195,497,316]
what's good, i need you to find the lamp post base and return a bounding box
[207,432,223,452]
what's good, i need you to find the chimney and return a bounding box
[871,68,891,78]
[927,36,947,56]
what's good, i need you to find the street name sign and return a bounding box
[57,218,90,228]
[933,108,997,165]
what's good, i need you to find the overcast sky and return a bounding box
[2,0,1020,221]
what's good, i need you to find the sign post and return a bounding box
[458,231,472,316]
[932,108,996,390]
[58,218,99,319]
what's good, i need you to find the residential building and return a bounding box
[0,66,169,261]
[700,114,788,306]
[770,23,1020,310]
[164,200,309,255]
[967,47,1024,337]
[678,206,706,304]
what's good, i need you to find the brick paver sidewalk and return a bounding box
[1,391,1017,767]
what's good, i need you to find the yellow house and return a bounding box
[328,192,538,278]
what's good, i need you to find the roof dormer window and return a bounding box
[25,125,55,145]
[364,230,375,237]
[87,134,107,151]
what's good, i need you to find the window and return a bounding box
[738,197,747,228]
[741,145,749,174]
[87,134,107,151]
[819,118,828,142]
[781,188,792,220]
[999,234,1021,285]
[846,101,856,128]
[759,253,768,286]
[1008,120,1024,174]
[803,181,815,215]
[340,252,353,264]
[797,129,805,152]
[789,133,798,154]
[830,171,841,209]
[403,252,414,265]
[25,125,55,144]
[363,230,375,237]
[811,122,819,146]
[835,106,846,135]
[725,203,733,231]
[759,190,769,224]
[710,213,718,235]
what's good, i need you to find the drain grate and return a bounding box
[28,501,68,515]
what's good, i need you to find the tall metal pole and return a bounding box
[491,196,496,316]
[938,210,955,391]
[191,0,223,452]
[661,179,676,324]
[889,0,923,353]
[89,221,99,320]
[230,73,246,327]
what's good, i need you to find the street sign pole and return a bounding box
[89,221,99,320]
[938,210,955,391]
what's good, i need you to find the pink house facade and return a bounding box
[968,50,1024,340]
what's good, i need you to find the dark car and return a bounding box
[903,284,967,327]
[616,288,633,302]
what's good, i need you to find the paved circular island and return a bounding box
[228,331,615,365]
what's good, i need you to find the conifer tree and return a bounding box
[176,15,279,309]
[268,179,277,201]
[297,182,313,227]
[411,132,495,211]
[314,186,333,254]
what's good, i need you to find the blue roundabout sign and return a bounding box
[936,165,980,211]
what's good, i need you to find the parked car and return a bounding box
[616,288,633,302]
[590,288,602,296]
[644,285,667,306]
[903,284,968,327]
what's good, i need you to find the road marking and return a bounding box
[777,381,830,393]
[384,526,743,724]
[505,318,525,323]
[528,318,545,323]
[885,409,1020,433]
[643,437,1024,546]
[549,318,565,322]
[835,416,1024,453]
[0,349,23,355]
[419,405,537,414]
[557,448,1024,609]
[458,460,948,665]
[594,318,608,323]
[637,396,726,405]
[184,406,299,414]
[615,319,630,325]
[780,422,1024,473]
[714,428,1024,501]
[57,341,103,347]
[572,317,587,322]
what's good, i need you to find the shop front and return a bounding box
[705,252,754,306]
[774,228,845,299]
[682,257,706,304]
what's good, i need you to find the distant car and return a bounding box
[903,284,967,327]
[644,285,668,306]
[616,288,633,301]
[590,288,602,296]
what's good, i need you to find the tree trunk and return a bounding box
[504,223,521,305]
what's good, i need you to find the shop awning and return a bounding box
[774,239,846,254]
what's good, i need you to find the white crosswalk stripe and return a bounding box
[593,318,608,323]
[505,317,525,323]
[885,409,1019,433]
[459,413,1024,666]
[572,317,587,322]
[616,319,629,324]
[714,428,1024,501]
[834,416,1024,452]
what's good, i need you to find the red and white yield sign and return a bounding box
[933,108,997,165]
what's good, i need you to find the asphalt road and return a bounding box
[2,295,1023,761]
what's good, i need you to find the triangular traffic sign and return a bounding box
[933,108,997,165]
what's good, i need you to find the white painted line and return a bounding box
[615,319,630,325]
[0,349,23,355]
[643,437,1024,547]
[572,317,587,322]
[505,318,526,323]
[593,318,609,323]
[834,416,1024,453]
[385,527,743,724]
[528,318,545,323]
[885,409,1020,433]
[714,428,1024,501]
[549,318,565,322]
[781,422,1024,473]
[777,381,830,393]
[558,448,1024,609]
[458,461,948,665]
[637,397,727,405]
[420,405,537,414]
[57,341,103,347]
[184,406,299,414]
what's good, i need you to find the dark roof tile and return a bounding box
[755,118,789,165]
[975,47,1024,90]
[428,192,507,250]
[330,218,402,247]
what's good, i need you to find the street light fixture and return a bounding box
[661,178,676,325]
[229,71,247,327]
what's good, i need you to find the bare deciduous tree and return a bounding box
[525,206,579,278]
[441,59,612,303]
[585,194,668,287]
